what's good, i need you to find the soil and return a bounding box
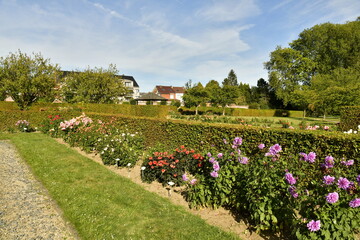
[55,138,267,240]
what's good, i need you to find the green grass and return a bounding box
[1,133,239,240]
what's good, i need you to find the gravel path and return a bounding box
[0,141,78,240]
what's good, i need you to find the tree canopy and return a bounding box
[182,82,208,115]
[0,50,59,110]
[265,18,360,115]
[222,69,238,86]
[61,64,128,104]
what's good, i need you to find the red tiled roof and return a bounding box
[154,86,175,94]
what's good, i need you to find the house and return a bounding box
[135,92,168,105]
[119,75,140,100]
[152,85,185,102]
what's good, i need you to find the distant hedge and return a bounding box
[179,106,303,118]
[340,106,360,131]
[0,102,176,118]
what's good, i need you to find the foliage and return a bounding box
[61,64,129,104]
[265,19,360,114]
[15,120,34,132]
[340,106,360,132]
[222,69,238,86]
[183,137,360,238]
[0,50,59,110]
[141,145,204,186]
[182,82,208,115]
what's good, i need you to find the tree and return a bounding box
[217,85,239,115]
[309,66,360,118]
[205,80,221,107]
[265,47,315,106]
[182,82,208,115]
[0,50,59,109]
[237,82,251,105]
[222,69,238,86]
[265,19,360,112]
[61,64,128,104]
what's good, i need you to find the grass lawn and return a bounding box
[0,133,239,240]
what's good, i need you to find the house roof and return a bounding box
[136,92,168,101]
[59,71,139,88]
[154,85,175,94]
[172,87,185,93]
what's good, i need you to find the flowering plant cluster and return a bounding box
[180,136,359,239]
[141,145,203,186]
[39,115,64,137]
[42,114,144,167]
[15,120,34,132]
[344,125,360,134]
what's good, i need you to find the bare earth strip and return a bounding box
[0,141,78,240]
[54,138,264,240]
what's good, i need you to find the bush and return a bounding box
[340,106,360,131]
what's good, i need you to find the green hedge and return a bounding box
[340,106,360,131]
[1,107,359,161]
[83,114,360,161]
[179,106,303,118]
[0,102,176,119]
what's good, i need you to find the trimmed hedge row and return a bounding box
[179,106,303,118]
[84,114,360,161]
[340,106,360,131]
[0,102,176,120]
[1,107,359,161]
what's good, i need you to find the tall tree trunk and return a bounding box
[303,109,306,118]
[195,105,199,115]
[222,107,226,116]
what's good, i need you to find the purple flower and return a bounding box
[223,139,227,144]
[209,157,215,163]
[190,179,197,185]
[338,177,351,189]
[258,143,265,149]
[217,153,223,159]
[299,152,307,161]
[207,152,212,157]
[182,174,189,181]
[349,198,360,208]
[307,152,316,163]
[326,192,339,204]
[266,144,282,156]
[213,163,220,172]
[324,156,334,168]
[357,175,360,184]
[239,157,249,164]
[341,159,354,166]
[288,186,298,198]
[233,137,242,146]
[307,220,321,232]
[210,171,219,178]
[285,173,296,185]
[323,175,335,185]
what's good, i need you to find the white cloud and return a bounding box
[197,0,261,22]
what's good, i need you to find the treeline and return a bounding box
[0,51,129,110]
[184,18,360,117]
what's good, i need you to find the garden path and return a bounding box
[0,141,79,240]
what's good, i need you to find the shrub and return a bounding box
[340,106,360,131]
[15,120,34,132]
[141,145,204,186]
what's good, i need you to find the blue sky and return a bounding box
[1,0,359,92]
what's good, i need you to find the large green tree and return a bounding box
[265,19,360,113]
[0,50,59,109]
[182,82,208,115]
[61,64,128,104]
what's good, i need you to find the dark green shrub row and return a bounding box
[179,106,303,118]
[0,102,176,118]
[340,106,360,131]
[1,108,359,160]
